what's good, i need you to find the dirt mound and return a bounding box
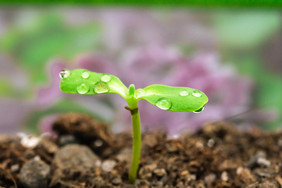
[0,113,281,187]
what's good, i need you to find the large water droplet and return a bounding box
[81,71,90,79]
[156,98,171,110]
[193,106,205,113]
[77,83,89,94]
[59,69,70,79]
[101,75,111,82]
[192,90,202,97]
[94,82,109,93]
[179,90,189,96]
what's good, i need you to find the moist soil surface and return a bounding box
[0,113,281,188]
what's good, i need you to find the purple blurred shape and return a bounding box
[36,59,66,108]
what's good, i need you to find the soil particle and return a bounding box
[139,163,157,179]
[116,148,132,163]
[153,168,166,177]
[58,135,78,146]
[204,173,216,187]
[19,157,50,188]
[101,160,116,172]
[221,171,229,182]
[111,177,122,185]
[236,167,256,184]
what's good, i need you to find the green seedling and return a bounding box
[59,69,208,183]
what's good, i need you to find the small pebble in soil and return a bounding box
[18,133,40,149]
[196,141,204,148]
[207,138,215,147]
[257,157,271,167]
[50,144,100,186]
[111,177,122,185]
[116,148,132,162]
[139,163,157,179]
[255,169,272,177]
[236,166,244,175]
[94,139,103,147]
[236,167,256,184]
[221,171,229,182]
[10,164,19,172]
[205,173,216,185]
[90,177,105,187]
[58,135,78,146]
[20,157,50,188]
[101,160,116,172]
[247,151,267,169]
[153,168,166,177]
[53,144,99,170]
[38,138,58,154]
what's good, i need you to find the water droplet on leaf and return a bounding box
[94,82,109,93]
[179,90,188,96]
[192,90,202,97]
[101,75,111,82]
[193,106,205,113]
[156,98,171,110]
[77,83,89,94]
[59,69,70,79]
[81,71,90,79]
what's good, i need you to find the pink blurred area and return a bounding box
[0,8,280,134]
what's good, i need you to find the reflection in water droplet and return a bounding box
[94,82,109,93]
[135,89,146,98]
[101,75,111,82]
[81,71,90,79]
[77,83,89,94]
[179,90,188,96]
[156,98,171,110]
[193,106,205,113]
[59,69,70,79]
[192,90,202,97]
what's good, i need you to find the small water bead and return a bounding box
[59,69,70,79]
[156,98,172,110]
[101,75,111,82]
[81,71,90,79]
[192,90,202,97]
[193,106,205,113]
[77,83,89,94]
[179,90,189,96]
[94,82,109,94]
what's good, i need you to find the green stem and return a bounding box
[128,105,141,184]
[127,84,142,184]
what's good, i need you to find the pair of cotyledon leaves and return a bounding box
[59,69,208,112]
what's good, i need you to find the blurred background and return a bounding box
[0,7,281,135]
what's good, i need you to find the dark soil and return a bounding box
[0,113,281,188]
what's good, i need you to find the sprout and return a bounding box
[59,69,208,184]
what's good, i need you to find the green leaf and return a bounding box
[60,69,128,99]
[136,85,208,112]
